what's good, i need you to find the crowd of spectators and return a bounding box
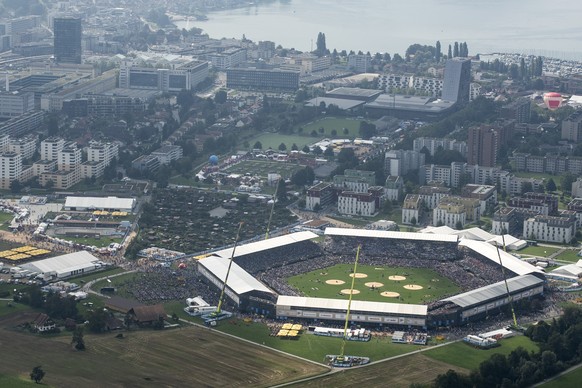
[235,240,323,275]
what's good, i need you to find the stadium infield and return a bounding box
[287,264,461,304]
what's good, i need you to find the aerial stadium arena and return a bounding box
[194,228,545,329]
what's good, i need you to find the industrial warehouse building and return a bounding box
[21,251,103,279]
[64,196,136,212]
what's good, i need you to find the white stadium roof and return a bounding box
[21,251,100,276]
[324,227,459,243]
[420,226,527,251]
[442,274,544,308]
[551,264,582,277]
[198,256,273,295]
[212,231,318,259]
[277,295,427,316]
[64,196,135,211]
[459,239,543,276]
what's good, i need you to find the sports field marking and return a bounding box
[349,273,368,278]
[381,291,400,298]
[365,282,384,288]
[388,275,406,281]
[403,284,423,290]
[341,289,361,295]
[325,279,345,285]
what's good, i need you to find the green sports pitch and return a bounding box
[287,264,461,304]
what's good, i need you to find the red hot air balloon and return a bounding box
[543,92,563,110]
[178,262,187,269]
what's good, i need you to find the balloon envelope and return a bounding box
[209,155,219,165]
[543,92,562,110]
[178,262,187,269]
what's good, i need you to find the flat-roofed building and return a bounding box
[226,67,300,91]
[305,182,334,211]
[151,145,183,165]
[39,169,79,189]
[7,135,37,160]
[118,60,209,92]
[210,48,247,70]
[461,184,497,214]
[0,91,35,119]
[0,151,23,189]
[384,175,403,201]
[333,169,376,193]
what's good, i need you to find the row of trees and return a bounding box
[433,305,582,388]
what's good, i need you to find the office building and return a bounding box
[0,91,35,119]
[333,169,376,193]
[347,54,371,73]
[441,58,471,104]
[402,194,422,225]
[305,182,335,211]
[210,48,247,70]
[338,191,377,216]
[501,98,531,124]
[226,68,300,91]
[118,61,209,92]
[413,137,467,157]
[53,17,82,64]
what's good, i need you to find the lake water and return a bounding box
[176,0,582,60]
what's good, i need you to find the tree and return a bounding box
[302,145,310,153]
[455,221,463,230]
[253,141,262,150]
[546,178,557,192]
[315,32,327,56]
[453,41,459,57]
[72,326,85,350]
[10,179,22,193]
[278,142,287,151]
[324,147,334,158]
[291,143,298,151]
[276,179,287,203]
[214,90,227,104]
[435,40,442,62]
[30,366,45,384]
[447,44,452,59]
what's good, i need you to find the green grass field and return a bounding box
[247,133,323,151]
[57,235,123,248]
[0,301,33,318]
[519,246,561,257]
[555,249,582,263]
[216,318,417,363]
[541,365,582,387]
[424,336,539,370]
[287,264,461,304]
[298,117,363,138]
[0,212,13,231]
[224,159,304,179]
[67,267,126,285]
[0,374,37,387]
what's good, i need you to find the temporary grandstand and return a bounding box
[197,256,276,314]
[459,239,543,277]
[276,295,428,327]
[64,196,136,212]
[435,274,544,325]
[20,251,102,279]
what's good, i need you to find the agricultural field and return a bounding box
[287,264,461,304]
[224,159,304,179]
[541,365,582,387]
[0,312,327,387]
[289,353,469,388]
[424,335,539,370]
[298,117,364,138]
[216,317,418,363]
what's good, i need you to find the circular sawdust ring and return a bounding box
[340,289,360,295]
[381,291,400,298]
[325,279,345,285]
[403,284,423,290]
[364,282,384,288]
[388,275,406,281]
[348,273,368,279]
